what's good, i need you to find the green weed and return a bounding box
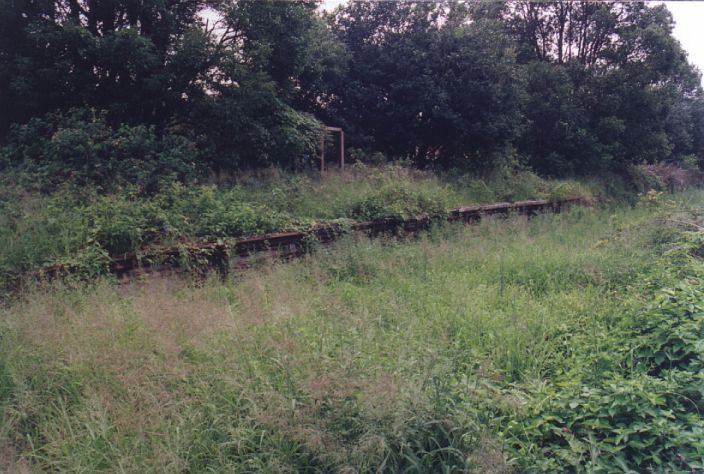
[1,185,698,473]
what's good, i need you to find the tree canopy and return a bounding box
[1,0,702,184]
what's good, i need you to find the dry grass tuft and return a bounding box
[471,435,514,474]
[0,444,34,474]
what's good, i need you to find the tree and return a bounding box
[0,0,209,133]
[188,0,332,169]
[505,1,703,173]
[2,0,702,178]
[328,1,524,169]
[0,0,332,171]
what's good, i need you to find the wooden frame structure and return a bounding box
[320,126,344,172]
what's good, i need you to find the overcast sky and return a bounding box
[663,1,704,82]
[322,1,704,84]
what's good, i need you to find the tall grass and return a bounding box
[1,191,699,472]
[216,164,598,219]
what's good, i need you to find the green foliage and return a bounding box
[629,164,668,194]
[1,190,702,471]
[0,165,611,289]
[386,418,472,472]
[0,183,296,287]
[2,0,703,178]
[0,0,329,175]
[511,374,704,472]
[326,1,704,173]
[505,228,704,472]
[329,3,525,168]
[0,108,203,191]
[2,0,704,464]
[193,78,324,170]
[176,185,293,237]
[345,182,447,220]
[630,273,704,376]
[0,190,97,273]
[637,189,667,208]
[503,2,704,174]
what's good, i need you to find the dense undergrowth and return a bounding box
[0,164,597,289]
[1,189,703,472]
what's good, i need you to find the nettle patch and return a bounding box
[506,232,704,472]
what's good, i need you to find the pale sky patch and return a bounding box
[662,1,704,83]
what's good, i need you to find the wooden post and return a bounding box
[320,133,325,173]
[321,126,344,174]
[340,130,345,170]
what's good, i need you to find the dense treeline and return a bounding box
[1,0,703,187]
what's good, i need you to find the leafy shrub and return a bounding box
[511,373,704,472]
[630,280,704,376]
[507,232,704,472]
[347,148,388,166]
[194,194,289,237]
[0,192,94,271]
[0,183,299,289]
[446,165,596,204]
[153,184,295,238]
[345,182,447,220]
[0,108,204,192]
[489,169,548,202]
[546,181,593,202]
[86,194,167,254]
[630,162,702,195]
[0,163,601,287]
[637,189,666,208]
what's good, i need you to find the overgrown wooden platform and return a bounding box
[29,197,588,284]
